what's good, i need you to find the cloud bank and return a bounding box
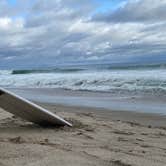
[0,0,166,68]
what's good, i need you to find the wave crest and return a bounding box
[1,69,166,96]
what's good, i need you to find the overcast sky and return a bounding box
[0,0,166,69]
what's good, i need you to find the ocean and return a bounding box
[0,63,166,96]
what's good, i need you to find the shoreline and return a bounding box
[1,88,166,165]
[7,87,166,115]
[37,102,166,128]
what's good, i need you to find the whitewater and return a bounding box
[0,65,166,96]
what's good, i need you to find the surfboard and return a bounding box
[0,88,72,127]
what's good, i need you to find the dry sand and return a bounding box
[0,104,166,166]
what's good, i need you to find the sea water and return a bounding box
[0,63,166,96]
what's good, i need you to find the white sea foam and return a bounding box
[0,68,166,95]
[0,70,12,75]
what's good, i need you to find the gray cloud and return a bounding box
[0,0,166,69]
[93,0,166,23]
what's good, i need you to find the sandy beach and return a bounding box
[1,0,166,165]
[0,103,166,166]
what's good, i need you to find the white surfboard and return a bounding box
[0,88,72,127]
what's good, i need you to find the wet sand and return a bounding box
[0,103,166,166]
[8,88,166,115]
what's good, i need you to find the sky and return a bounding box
[0,0,166,69]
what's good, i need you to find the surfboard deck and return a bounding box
[0,88,72,127]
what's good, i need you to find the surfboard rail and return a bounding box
[0,87,72,127]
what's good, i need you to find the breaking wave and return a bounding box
[0,67,166,95]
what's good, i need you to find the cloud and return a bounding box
[0,0,166,69]
[93,0,166,23]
